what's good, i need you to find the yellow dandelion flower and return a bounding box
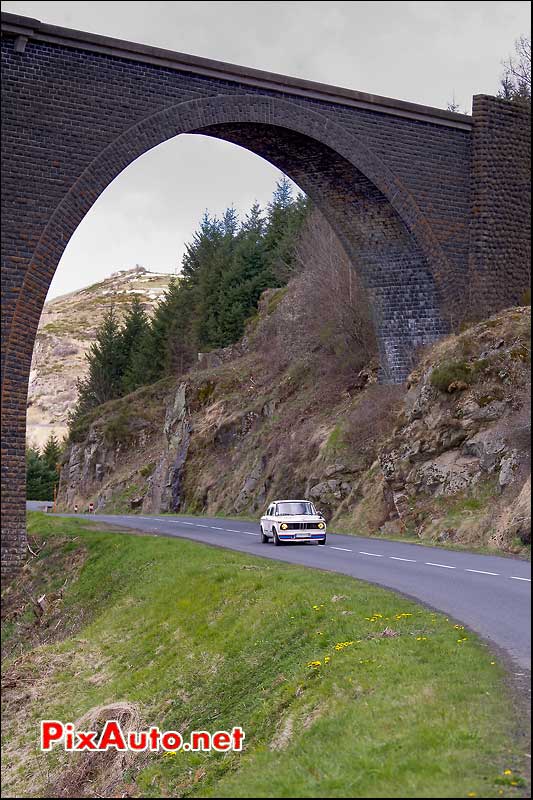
[503,769,512,775]
[467,793,477,797]
[324,656,331,664]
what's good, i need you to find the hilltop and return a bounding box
[27,267,173,448]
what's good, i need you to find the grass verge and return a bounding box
[1,513,528,798]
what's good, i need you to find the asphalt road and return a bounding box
[30,505,531,669]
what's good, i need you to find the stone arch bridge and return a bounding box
[1,12,530,574]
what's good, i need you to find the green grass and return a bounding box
[1,513,528,798]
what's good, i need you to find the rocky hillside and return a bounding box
[57,278,531,553]
[27,267,172,448]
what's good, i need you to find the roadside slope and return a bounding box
[1,514,529,798]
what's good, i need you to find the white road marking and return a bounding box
[106,518,532,586]
[465,569,499,576]
[389,556,417,563]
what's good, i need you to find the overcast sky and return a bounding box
[3,1,531,299]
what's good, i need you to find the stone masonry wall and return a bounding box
[468,95,531,317]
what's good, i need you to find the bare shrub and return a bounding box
[253,211,378,386]
[293,211,378,373]
[343,384,405,458]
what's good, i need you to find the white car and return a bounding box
[260,499,327,546]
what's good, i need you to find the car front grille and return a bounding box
[284,522,322,530]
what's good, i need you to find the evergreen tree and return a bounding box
[26,445,57,500]
[263,177,309,283]
[216,203,268,343]
[182,212,225,349]
[42,432,62,472]
[196,207,240,349]
[119,296,150,393]
[123,278,190,390]
[73,306,123,418]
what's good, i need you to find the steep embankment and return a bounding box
[1,513,528,798]
[28,267,172,448]
[58,282,531,554]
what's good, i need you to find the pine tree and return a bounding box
[26,444,58,500]
[216,203,268,343]
[263,177,309,283]
[119,296,150,393]
[123,278,192,390]
[74,306,123,417]
[42,432,62,472]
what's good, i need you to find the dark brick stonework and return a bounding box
[1,13,530,575]
[468,95,531,314]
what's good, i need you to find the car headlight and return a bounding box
[280,523,288,530]
[318,522,325,529]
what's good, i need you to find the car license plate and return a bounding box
[296,532,308,538]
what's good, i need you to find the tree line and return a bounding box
[68,178,308,434]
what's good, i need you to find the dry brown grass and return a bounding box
[51,702,143,798]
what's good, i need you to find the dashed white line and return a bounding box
[118,518,532,584]
[389,556,417,563]
[465,568,499,576]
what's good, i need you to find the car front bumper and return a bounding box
[278,531,326,541]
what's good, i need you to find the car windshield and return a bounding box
[276,502,314,516]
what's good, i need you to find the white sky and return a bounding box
[3,0,531,299]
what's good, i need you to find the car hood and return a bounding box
[275,515,324,523]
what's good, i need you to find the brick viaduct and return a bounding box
[1,12,531,575]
